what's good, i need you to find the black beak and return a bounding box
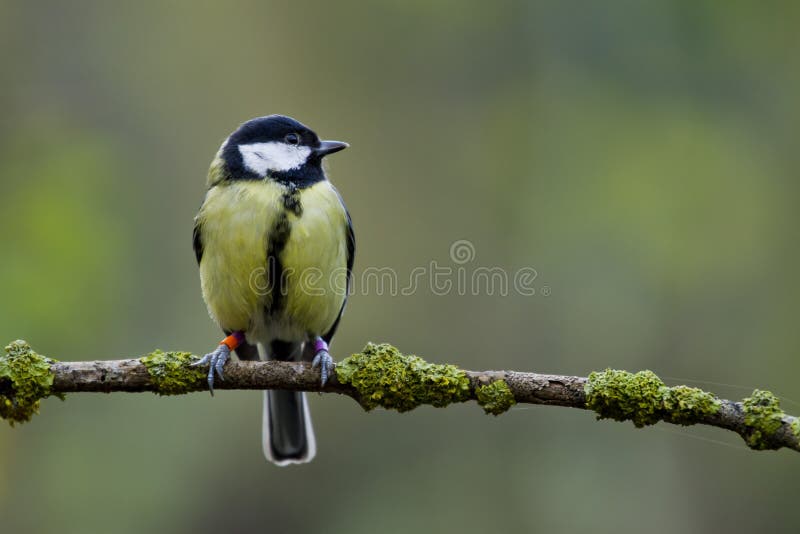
[314,140,349,157]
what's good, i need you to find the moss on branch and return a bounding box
[140,350,207,395]
[476,379,516,415]
[584,369,721,428]
[1,339,797,453]
[335,343,472,412]
[0,340,60,425]
[742,390,799,450]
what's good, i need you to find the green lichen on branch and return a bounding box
[336,343,471,412]
[585,369,720,428]
[661,385,721,425]
[742,390,796,450]
[140,350,206,395]
[476,379,516,415]
[0,340,59,425]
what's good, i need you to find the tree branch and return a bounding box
[1,340,798,453]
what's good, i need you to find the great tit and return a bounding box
[192,115,354,465]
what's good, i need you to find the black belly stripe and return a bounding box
[265,184,303,316]
[283,182,303,216]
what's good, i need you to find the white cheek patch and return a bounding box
[239,142,312,175]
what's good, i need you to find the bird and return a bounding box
[191,115,354,465]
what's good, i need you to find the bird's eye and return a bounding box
[285,133,300,145]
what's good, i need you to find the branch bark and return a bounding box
[42,357,800,453]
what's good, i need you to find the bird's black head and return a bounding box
[220,115,348,186]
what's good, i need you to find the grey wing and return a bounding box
[322,203,355,344]
[193,218,204,265]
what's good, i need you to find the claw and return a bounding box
[312,349,335,387]
[191,344,231,395]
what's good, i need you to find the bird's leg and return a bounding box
[311,337,335,387]
[191,331,245,395]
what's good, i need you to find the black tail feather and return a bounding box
[262,340,315,464]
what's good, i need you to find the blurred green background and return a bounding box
[1,1,798,532]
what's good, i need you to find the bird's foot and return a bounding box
[311,337,335,387]
[191,344,230,394]
[191,332,244,394]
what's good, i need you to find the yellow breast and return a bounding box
[196,179,348,340]
[197,180,281,332]
[280,181,349,338]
